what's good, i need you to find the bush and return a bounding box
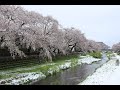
[106,51,112,59]
[88,51,102,58]
[106,51,112,55]
[117,52,120,55]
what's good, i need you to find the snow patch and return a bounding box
[59,62,71,70]
[81,56,101,64]
[78,59,118,85]
[77,59,82,65]
[0,72,46,85]
[80,56,87,58]
[47,66,60,75]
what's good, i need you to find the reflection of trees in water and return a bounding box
[33,56,108,85]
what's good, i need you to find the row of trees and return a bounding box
[0,5,109,62]
[112,42,120,53]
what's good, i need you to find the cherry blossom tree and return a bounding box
[63,27,87,54]
[112,42,120,52]
[0,5,110,62]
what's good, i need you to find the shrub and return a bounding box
[88,51,102,58]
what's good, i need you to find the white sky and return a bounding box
[21,5,120,47]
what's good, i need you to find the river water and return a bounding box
[32,53,108,85]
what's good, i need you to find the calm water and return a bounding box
[32,53,108,85]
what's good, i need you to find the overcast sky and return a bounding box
[21,5,120,47]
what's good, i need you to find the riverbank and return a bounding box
[0,54,102,85]
[78,53,120,85]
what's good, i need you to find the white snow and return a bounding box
[80,56,87,58]
[77,59,82,65]
[47,66,60,75]
[78,54,120,85]
[115,54,120,60]
[0,54,104,85]
[0,72,46,85]
[59,62,71,70]
[81,56,101,64]
[103,66,120,85]
[0,63,56,76]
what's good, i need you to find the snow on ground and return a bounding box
[77,59,82,65]
[47,66,60,75]
[0,72,46,85]
[81,56,101,64]
[0,63,56,75]
[59,62,72,70]
[0,61,74,85]
[115,54,120,60]
[103,66,120,85]
[80,56,87,58]
[0,54,104,85]
[58,55,101,70]
[78,54,120,85]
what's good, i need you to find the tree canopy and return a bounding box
[0,5,109,61]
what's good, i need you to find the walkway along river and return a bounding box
[32,53,109,85]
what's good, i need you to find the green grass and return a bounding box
[0,58,40,70]
[0,54,80,81]
[88,51,102,58]
[107,55,110,60]
[53,54,79,62]
[13,55,79,75]
[0,74,13,79]
[106,51,115,60]
[0,54,79,70]
[106,51,112,55]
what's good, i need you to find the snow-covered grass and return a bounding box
[0,55,81,85]
[114,53,120,60]
[0,72,46,85]
[79,55,102,64]
[59,62,72,70]
[47,66,60,75]
[78,54,120,85]
[0,60,78,85]
[79,56,87,58]
[81,56,101,64]
[0,53,104,85]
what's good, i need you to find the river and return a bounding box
[32,53,109,85]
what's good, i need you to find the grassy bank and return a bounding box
[0,54,83,85]
[106,51,115,60]
[87,51,102,59]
